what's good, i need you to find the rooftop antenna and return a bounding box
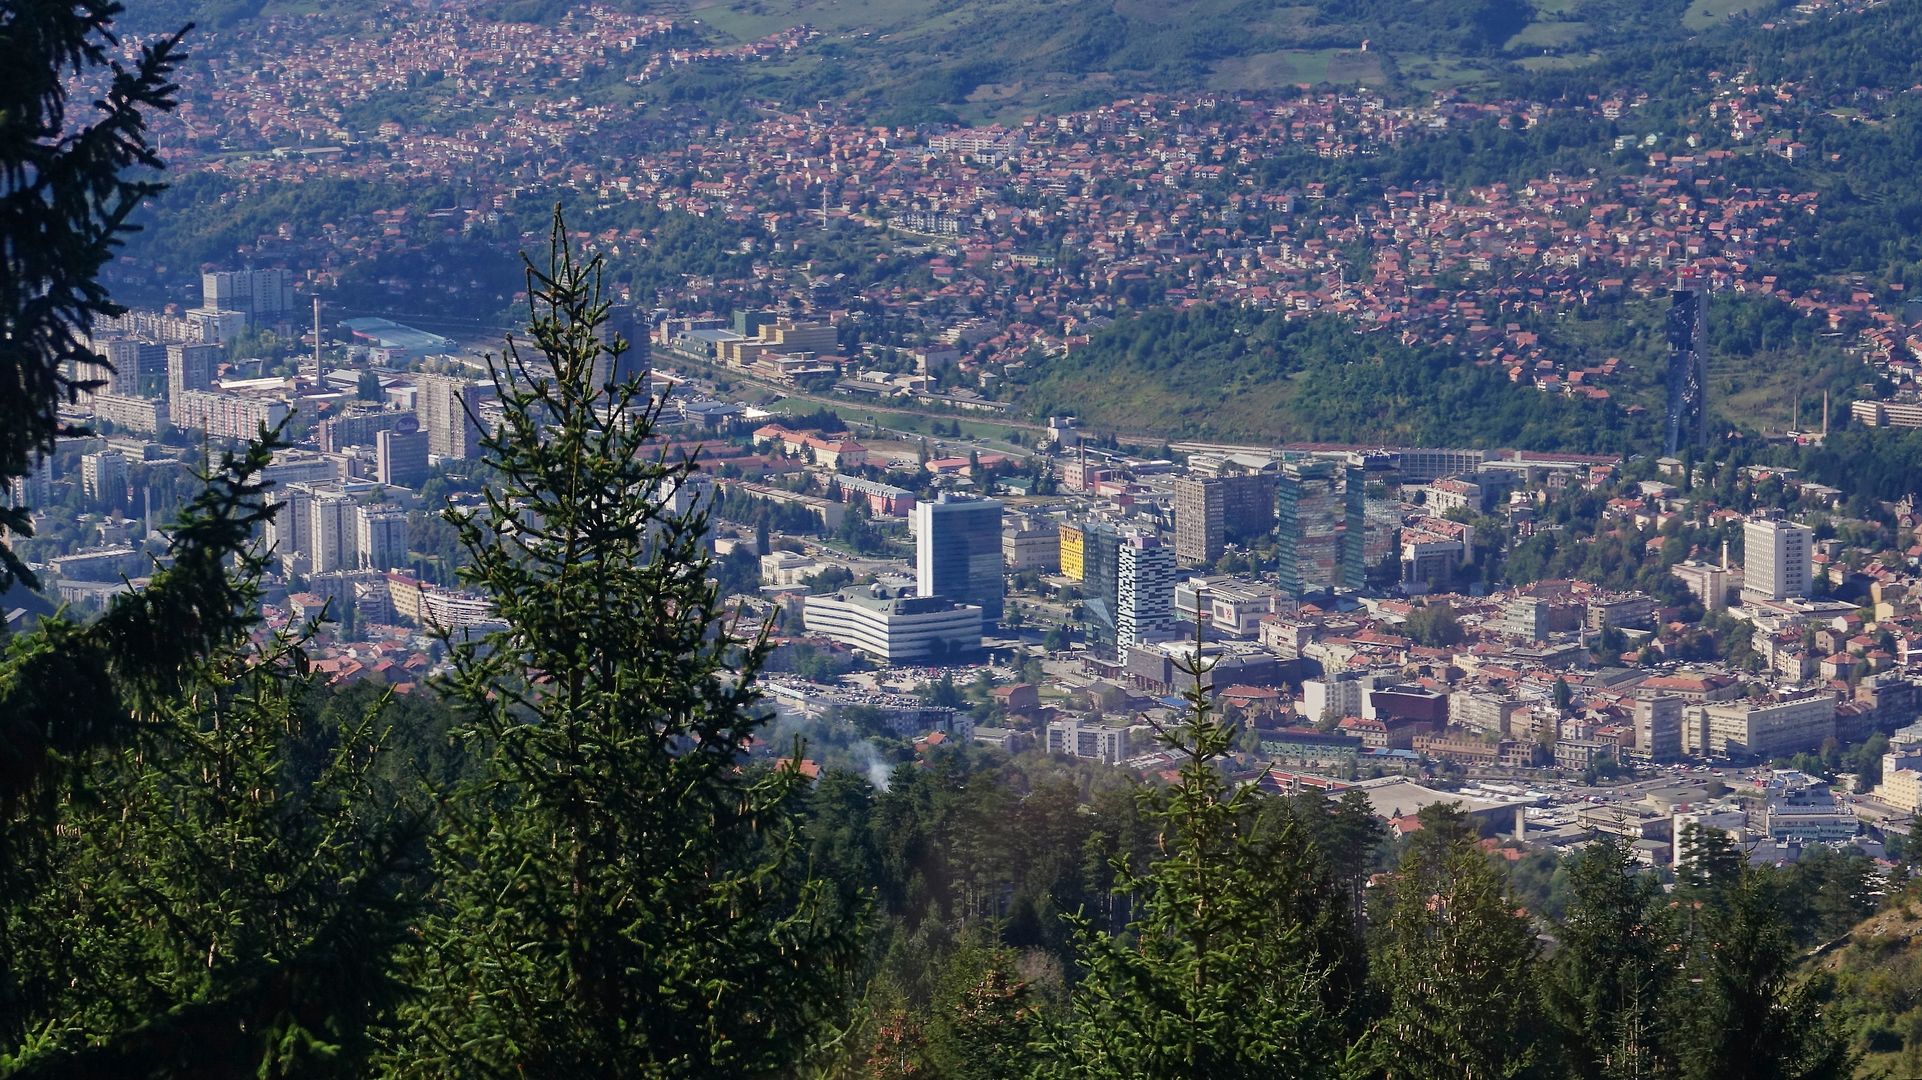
[820,186,830,231]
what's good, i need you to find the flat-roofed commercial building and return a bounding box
[802,585,983,664]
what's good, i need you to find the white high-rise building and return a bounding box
[81,450,127,501]
[354,505,408,572]
[267,484,315,564]
[166,342,222,400]
[1116,532,1176,653]
[306,492,354,574]
[79,337,144,398]
[414,373,487,460]
[1743,518,1813,602]
[202,268,294,324]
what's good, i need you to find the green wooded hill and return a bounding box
[1009,305,1652,453]
[1816,896,1922,1077]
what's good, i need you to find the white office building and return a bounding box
[1743,518,1813,602]
[802,584,983,664]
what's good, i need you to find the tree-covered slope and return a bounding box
[1009,306,1648,452]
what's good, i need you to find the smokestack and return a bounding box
[1823,390,1830,437]
[312,295,323,380]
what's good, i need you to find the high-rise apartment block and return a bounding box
[1116,533,1177,653]
[78,337,146,398]
[915,494,1004,625]
[354,505,409,572]
[170,390,291,441]
[267,484,406,576]
[81,450,127,501]
[413,373,487,460]
[202,268,295,326]
[89,393,169,435]
[166,342,221,400]
[1743,518,1813,602]
[306,492,355,574]
[7,456,54,508]
[1173,476,1224,566]
[1173,473,1275,565]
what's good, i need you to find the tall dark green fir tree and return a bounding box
[385,213,860,1076]
[1035,630,1368,1079]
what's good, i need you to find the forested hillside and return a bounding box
[1011,306,1648,451]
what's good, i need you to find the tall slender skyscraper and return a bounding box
[414,373,486,460]
[1340,459,1367,592]
[914,493,1004,625]
[1079,520,1124,660]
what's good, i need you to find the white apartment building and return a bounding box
[80,450,127,501]
[1046,717,1131,764]
[354,505,408,572]
[1686,690,1836,758]
[1116,533,1176,652]
[306,492,354,574]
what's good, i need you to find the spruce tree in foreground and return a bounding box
[385,214,858,1076]
[1036,634,1368,1079]
[1544,837,1676,1079]
[1375,803,1542,1080]
[1668,856,1856,1080]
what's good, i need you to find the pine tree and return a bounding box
[1668,866,1857,1080]
[1545,837,1676,1080]
[384,212,858,1076]
[920,936,1043,1080]
[1036,630,1367,1079]
[1375,803,1542,1080]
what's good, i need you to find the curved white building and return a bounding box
[802,585,983,664]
